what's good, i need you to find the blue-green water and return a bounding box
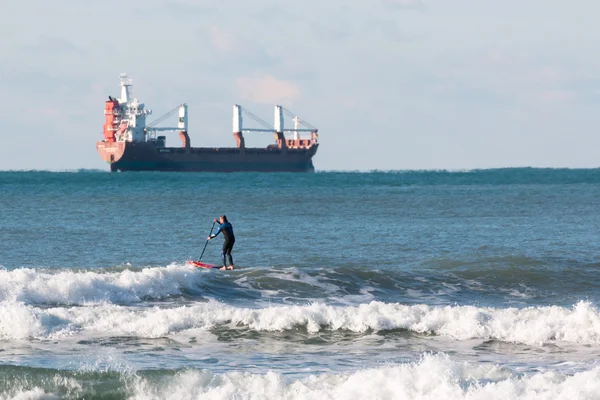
[1,169,599,399]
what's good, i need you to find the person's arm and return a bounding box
[208,224,223,239]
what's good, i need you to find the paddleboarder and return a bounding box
[207,215,235,270]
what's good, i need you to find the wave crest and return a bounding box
[2,300,600,346]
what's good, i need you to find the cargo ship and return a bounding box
[96,74,319,172]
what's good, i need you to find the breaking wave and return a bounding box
[2,262,597,309]
[1,299,600,346]
[0,264,202,305]
[0,354,599,400]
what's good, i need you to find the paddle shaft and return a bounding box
[199,220,217,260]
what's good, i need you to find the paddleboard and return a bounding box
[187,260,219,269]
[187,260,238,269]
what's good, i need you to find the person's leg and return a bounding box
[225,241,234,269]
[220,243,228,268]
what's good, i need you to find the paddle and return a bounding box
[198,220,217,261]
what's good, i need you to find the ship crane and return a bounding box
[144,103,189,147]
[233,105,318,150]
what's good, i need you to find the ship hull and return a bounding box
[97,141,318,172]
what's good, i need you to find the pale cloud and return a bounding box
[339,96,369,110]
[201,25,279,72]
[310,22,353,42]
[236,74,300,105]
[24,36,84,56]
[208,25,239,53]
[483,50,504,64]
[40,107,61,118]
[539,90,576,103]
[383,0,425,9]
[537,66,563,83]
[165,0,211,15]
[376,20,411,42]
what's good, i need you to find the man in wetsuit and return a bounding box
[207,215,235,270]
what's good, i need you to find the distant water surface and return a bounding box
[0,168,599,399]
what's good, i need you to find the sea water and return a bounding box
[0,169,599,399]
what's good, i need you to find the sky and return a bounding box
[0,0,599,171]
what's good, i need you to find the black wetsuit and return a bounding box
[212,221,235,266]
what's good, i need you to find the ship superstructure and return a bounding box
[97,74,319,172]
[103,74,156,143]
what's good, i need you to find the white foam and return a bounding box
[0,388,59,400]
[0,265,201,305]
[0,374,81,400]
[3,300,600,346]
[129,353,600,400]
[262,268,341,294]
[1,354,599,399]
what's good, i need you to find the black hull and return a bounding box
[98,142,318,172]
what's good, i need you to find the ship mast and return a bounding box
[119,74,132,103]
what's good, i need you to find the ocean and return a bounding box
[0,168,599,399]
